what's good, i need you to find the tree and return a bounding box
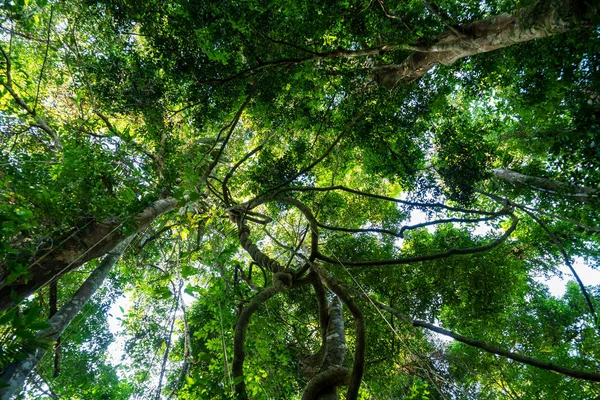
[0,236,133,399]
[1,0,599,398]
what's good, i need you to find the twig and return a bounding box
[0,44,62,150]
[33,5,54,113]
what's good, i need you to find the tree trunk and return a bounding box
[0,198,177,312]
[492,168,598,203]
[302,296,349,400]
[0,236,133,400]
[374,0,596,86]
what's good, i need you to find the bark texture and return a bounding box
[0,198,177,312]
[0,237,133,400]
[302,296,348,400]
[492,168,599,203]
[375,0,597,86]
[232,212,284,273]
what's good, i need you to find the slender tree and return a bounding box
[0,236,133,399]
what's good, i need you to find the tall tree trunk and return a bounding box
[0,236,133,400]
[492,168,599,203]
[0,198,177,312]
[374,0,597,86]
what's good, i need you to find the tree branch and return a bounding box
[317,213,503,239]
[375,301,600,382]
[232,275,292,399]
[312,265,366,400]
[284,185,498,215]
[316,213,518,267]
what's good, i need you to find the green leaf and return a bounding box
[14,329,36,340]
[28,321,51,330]
[0,310,17,325]
[24,305,41,325]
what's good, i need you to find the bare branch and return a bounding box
[231,212,284,273]
[421,0,465,37]
[223,132,273,204]
[317,213,503,239]
[33,5,54,114]
[284,185,498,215]
[376,302,600,382]
[202,95,253,182]
[232,275,292,399]
[197,44,406,85]
[316,213,518,267]
[255,112,365,200]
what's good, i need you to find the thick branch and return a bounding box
[492,168,599,204]
[374,0,597,86]
[0,198,177,312]
[232,213,284,273]
[302,367,350,400]
[314,266,366,400]
[312,264,600,383]
[303,296,348,400]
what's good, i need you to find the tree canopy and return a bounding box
[1,0,599,398]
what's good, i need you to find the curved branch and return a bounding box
[316,213,518,267]
[519,204,600,233]
[311,273,329,345]
[284,186,498,215]
[254,112,365,200]
[521,208,598,326]
[231,213,283,273]
[480,190,598,325]
[317,213,503,239]
[313,263,600,383]
[274,197,320,261]
[302,367,350,400]
[222,133,273,204]
[375,302,600,382]
[313,265,365,400]
[232,275,292,399]
[262,227,309,267]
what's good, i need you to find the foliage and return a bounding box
[1,0,599,398]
